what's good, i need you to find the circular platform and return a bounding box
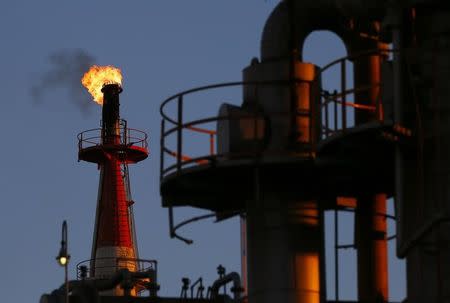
[79,144,149,164]
[160,121,400,212]
[78,127,149,164]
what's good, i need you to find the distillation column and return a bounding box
[242,58,324,303]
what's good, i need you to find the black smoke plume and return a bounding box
[31,49,96,115]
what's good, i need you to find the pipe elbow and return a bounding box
[260,0,389,61]
[260,0,338,61]
[260,2,290,61]
[334,0,388,19]
[211,272,243,300]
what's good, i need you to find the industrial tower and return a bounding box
[160,1,450,303]
[77,83,153,296]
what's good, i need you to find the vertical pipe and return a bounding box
[354,49,382,125]
[352,25,389,301]
[240,216,248,299]
[210,134,214,155]
[325,96,329,138]
[355,194,388,301]
[169,206,175,238]
[334,92,338,133]
[334,209,339,301]
[65,263,69,303]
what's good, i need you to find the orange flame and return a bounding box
[81,65,122,105]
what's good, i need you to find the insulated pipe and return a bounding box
[355,194,389,302]
[260,0,389,61]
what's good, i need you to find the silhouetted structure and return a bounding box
[42,0,450,302]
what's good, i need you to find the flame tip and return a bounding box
[81,65,123,105]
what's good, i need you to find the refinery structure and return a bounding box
[41,0,450,302]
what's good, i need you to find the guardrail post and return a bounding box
[324,92,329,138]
[333,90,338,133]
[160,119,165,182]
[177,95,183,174]
[334,209,339,301]
[210,134,215,155]
[341,60,347,131]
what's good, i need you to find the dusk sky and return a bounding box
[0,1,405,302]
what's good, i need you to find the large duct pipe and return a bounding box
[260,0,389,61]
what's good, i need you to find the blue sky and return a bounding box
[0,1,405,302]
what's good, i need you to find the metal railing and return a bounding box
[76,257,157,280]
[160,49,395,180]
[160,80,319,181]
[77,122,148,151]
[319,49,394,139]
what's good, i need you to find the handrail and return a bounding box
[160,80,310,183]
[319,48,394,75]
[76,257,157,280]
[160,49,396,179]
[160,80,307,124]
[317,48,396,139]
[78,126,148,151]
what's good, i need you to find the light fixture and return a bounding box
[56,220,70,266]
[56,220,70,303]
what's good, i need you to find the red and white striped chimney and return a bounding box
[78,83,149,295]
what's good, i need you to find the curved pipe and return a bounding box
[260,0,389,61]
[210,272,243,300]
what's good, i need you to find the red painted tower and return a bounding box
[77,82,148,295]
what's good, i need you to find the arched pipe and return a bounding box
[260,0,389,61]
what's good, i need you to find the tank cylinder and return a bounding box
[242,59,324,303]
